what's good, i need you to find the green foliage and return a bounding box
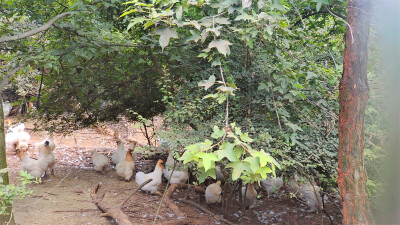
[0,170,37,215]
[0,0,357,192]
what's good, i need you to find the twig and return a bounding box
[120,178,152,208]
[53,209,98,213]
[178,199,236,225]
[263,63,282,130]
[6,211,13,225]
[325,6,354,43]
[219,65,230,133]
[153,163,178,224]
[90,184,133,225]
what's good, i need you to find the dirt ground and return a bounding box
[4,117,343,225]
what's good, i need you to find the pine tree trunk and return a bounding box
[338,0,374,224]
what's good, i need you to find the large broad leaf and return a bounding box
[197,152,218,171]
[257,166,272,179]
[127,17,146,31]
[244,156,260,173]
[286,122,303,132]
[240,132,253,143]
[216,85,235,95]
[198,75,216,90]
[207,40,232,56]
[215,17,230,25]
[153,27,179,51]
[226,161,251,181]
[198,167,216,183]
[253,150,281,169]
[215,142,237,161]
[211,126,225,139]
[183,21,201,30]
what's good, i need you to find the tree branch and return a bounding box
[0,11,75,43]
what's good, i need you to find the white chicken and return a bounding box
[5,122,30,151]
[242,183,257,209]
[36,135,56,177]
[135,159,164,194]
[16,149,48,179]
[92,150,110,173]
[3,101,12,117]
[205,180,222,204]
[163,150,189,184]
[116,145,135,181]
[111,140,126,165]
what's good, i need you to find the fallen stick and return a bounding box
[53,209,98,213]
[178,198,236,225]
[90,183,133,225]
[165,183,205,198]
[120,179,152,208]
[156,192,186,219]
[154,183,207,220]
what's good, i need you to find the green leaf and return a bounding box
[176,6,183,20]
[211,126,225,139]
[244,156,260,173]
[217,94,226,104]
[153,27,179,51]
[198,167,216,183]
[183,21,201,30]
[314,0,328,11]
[197,52,209,58]
[216,142,237,161]
[211,59,221,67]
[235,13,253,21]
[127,17,146,31]
[216,85,235,96]
[240,133,253,143]
[234,146,245,158]
[226,161,251,180]
[258,83,269,91]
[215,17,230,25]
[144,21,155,29]
[254,150,281,169]
[257,166,272,179]
[0,168,8,174]
[306,71,318,80]
[203,93,219,99]
[207,40,232,56]
[286,122,303,132]
[197,152,218,171]
[179,149,195,164]
[198,75,216,90]
[120,9,137,17]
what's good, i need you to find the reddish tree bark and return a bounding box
[338,0,374,224]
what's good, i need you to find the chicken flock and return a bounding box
[8,119,324,213]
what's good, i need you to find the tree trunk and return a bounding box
[338,0,374,224]
[0,95,8,185]
[0,94,15,224]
